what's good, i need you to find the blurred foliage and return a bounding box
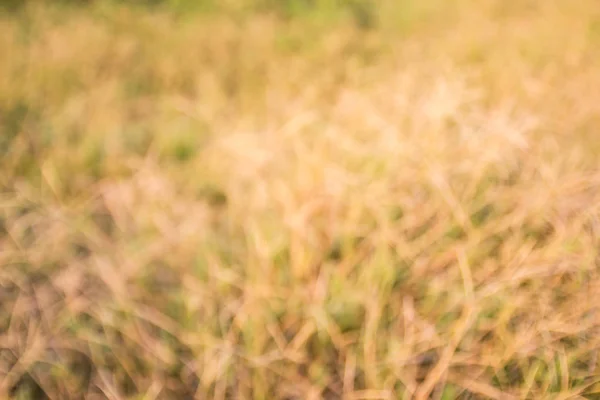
[3,0,600,398]
[1,0,389,30]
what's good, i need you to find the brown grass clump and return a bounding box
[2,1,600,398]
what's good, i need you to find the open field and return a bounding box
[2,1,600,398]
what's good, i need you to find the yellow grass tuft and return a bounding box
[2,1,600,398]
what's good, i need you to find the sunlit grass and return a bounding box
[1,1,600,398]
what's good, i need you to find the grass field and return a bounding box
[2,1,600,398]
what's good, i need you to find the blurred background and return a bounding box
[2,1,600,399]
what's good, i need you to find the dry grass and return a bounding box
[2,1,600,398]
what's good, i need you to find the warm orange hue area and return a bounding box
[1,1,600,398]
